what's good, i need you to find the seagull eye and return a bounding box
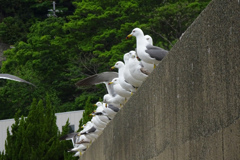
[133,30,135,32]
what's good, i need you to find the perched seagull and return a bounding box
[109,78,131,98]
[0,73,36,87]
[75,72,118,96]
[123,51,143,87]
[80,122,99,140]
[128,51,149,82]
[91,115,107,130]
[111,61,136,93]
[139,35,155,73]
[95,102,119,119]
[93,102,112,122]
[103,93,125,108]
[126,28,168,67]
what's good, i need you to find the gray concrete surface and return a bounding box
[81,0,240,159]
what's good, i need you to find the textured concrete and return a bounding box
[81,0,240,159]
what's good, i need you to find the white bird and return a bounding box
[103,94,124,108]
[111,61,136,93]
[91,115,107,130]
[128,51,149,82]
[123,51,143,87]
[109,78,131,98]
[80,122,99,140]
[96,102,119,119]
[127,28,168,66]
[139,35,155,73]
[93,103,112,123]
[0,73,36,87]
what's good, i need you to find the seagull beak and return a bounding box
[126,34,132,39]
[93,104,97,106]
[105,103,107,107]
[108,82,113,85]
[81,126,83,128]
[110,66,115,70]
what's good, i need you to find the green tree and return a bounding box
[2,97,73,160]
[0,0,211,120]
[0,0,74,44]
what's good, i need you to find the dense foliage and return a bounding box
[0,0,211,120]
[0,97,74,160]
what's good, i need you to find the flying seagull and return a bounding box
[0,73,36,87]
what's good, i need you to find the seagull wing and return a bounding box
[145,44,168,61]
[81,126,96,135]
[75,72,118,96]
[0,74,36,87]
[75,72,118,86]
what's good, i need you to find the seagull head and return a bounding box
[112,61,124,70]
[126,28,144,39]
[110,78,119,85]
[123,52,130,63]
[145,35,153,45]
[129,51,136,58]
[95,102,103,107]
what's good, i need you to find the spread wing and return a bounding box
[0,74,36,87]
[75,72,118,86]
[75,72,118,96]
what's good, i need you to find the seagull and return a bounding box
[95,102,119,119]
[123,51,143,87]
[128,51,149,81]
[91,115,107,130]
[0,73,36,87]
[126,28,168,66]
[80,122,99,140]
[108,78,131,98]
[103,93,124,108]
[111,61,136,93]
[75,72,118,96]
[139,35,155,73]
[93,102,112,122]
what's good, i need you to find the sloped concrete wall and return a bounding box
[81,0,240,159]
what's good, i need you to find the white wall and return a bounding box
[0,110,84,152]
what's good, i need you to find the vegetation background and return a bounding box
[0,0,210,159]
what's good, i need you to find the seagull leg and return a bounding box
[154,64,156,69]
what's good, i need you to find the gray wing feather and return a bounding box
[75,72,118,86]
[145,44,168,61]
[59,132,78,141]
[0,74,36,87]
[108,105,119,112]
[81,126,96,135]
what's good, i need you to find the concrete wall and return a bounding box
[80,0,240,159]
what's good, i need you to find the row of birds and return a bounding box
[0,28,168,158]
[59,28,169,157]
